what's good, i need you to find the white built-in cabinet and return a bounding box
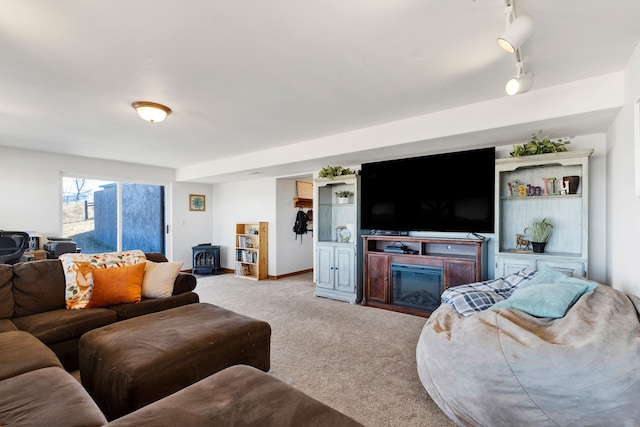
[313,174,360,303]
[495,149,593,278]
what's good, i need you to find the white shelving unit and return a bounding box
[313,174,360,303]
[494,149,593,278]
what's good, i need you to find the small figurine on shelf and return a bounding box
[515,233,531,250]
[335,225,351,243]
[507,180,519,197]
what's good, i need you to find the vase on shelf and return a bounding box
[562,175,580,194]
[531,242,547,253]
[336,197,349,204]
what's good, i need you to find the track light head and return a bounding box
[505,72,532,96]
[498,15,534,53]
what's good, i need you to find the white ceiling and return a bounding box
[1,1,639,182]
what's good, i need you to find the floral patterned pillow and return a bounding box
[59,250,147,309]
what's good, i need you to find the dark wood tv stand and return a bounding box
[362,235,486,317]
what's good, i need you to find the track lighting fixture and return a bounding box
[498,15,534,53]
[497,2,534,53]
[498,0,533,96]
[505,60,532,96]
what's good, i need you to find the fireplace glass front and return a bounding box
[390,263,443,312]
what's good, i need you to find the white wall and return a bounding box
[211,177,277,275]
[210,176,314,277]
[0,145,211,266]
[607,43,640,295]
[276,177,314,275]
[171,182,214,268]
[0,133,611,285]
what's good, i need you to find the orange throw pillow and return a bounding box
[86,262,146,308]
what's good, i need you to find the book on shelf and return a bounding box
[237,236,255,249]
[235,263,251,276]
[242,264,251,276]
[236,250,257,263]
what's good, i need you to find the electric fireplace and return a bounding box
[390,263,443,312]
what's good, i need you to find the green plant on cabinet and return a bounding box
[318,166,356,179]
[510,131,573,158]
[335,190,353,198]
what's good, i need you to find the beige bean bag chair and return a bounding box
[416,268,640,427]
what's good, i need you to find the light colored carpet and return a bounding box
[195,272,455,427]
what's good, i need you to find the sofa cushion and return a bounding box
[11,307,116,345]
[109,291,199,320]
[173,272,197,295]
[0,331,62,381]
[12,260,66,317]
[87,262,145,308]
[106,365,364,427]
[142,260,183,298]
[0,367,107,427]
[144,252,168,263]
[0,319,17,333]
[60,250,146,310]
[0,265,14,319]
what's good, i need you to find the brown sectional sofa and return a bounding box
[0,253,364,426]
[0,331,108,426]
[0,252,199,370]
[0,331,363,427]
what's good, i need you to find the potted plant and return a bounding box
[526,217,553,253]
[335,190,353,204]
[510,131,573,158]
[318,166,356,179]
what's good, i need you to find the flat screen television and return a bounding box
[360,147,495,233]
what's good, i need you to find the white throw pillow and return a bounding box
[142,260,184,298]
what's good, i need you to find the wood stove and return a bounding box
[191,244,221,275]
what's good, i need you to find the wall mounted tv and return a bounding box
[360,147,495,234]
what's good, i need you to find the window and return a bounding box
[62,177,165,254]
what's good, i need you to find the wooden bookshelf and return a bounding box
[235,222,268,280]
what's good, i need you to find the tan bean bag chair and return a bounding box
[416,270,640,427]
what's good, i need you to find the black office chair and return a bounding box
[0,231,30,264]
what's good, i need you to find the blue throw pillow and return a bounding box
[491,281,590,318]
[520,265,596,291]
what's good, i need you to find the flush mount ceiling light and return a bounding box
[497,1,534,53]
[505,60,532,96]
[131,101,171,123]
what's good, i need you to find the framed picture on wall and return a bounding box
[189,194,206,211]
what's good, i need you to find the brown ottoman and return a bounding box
[106,365,363,427]
[79,303,271,420]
